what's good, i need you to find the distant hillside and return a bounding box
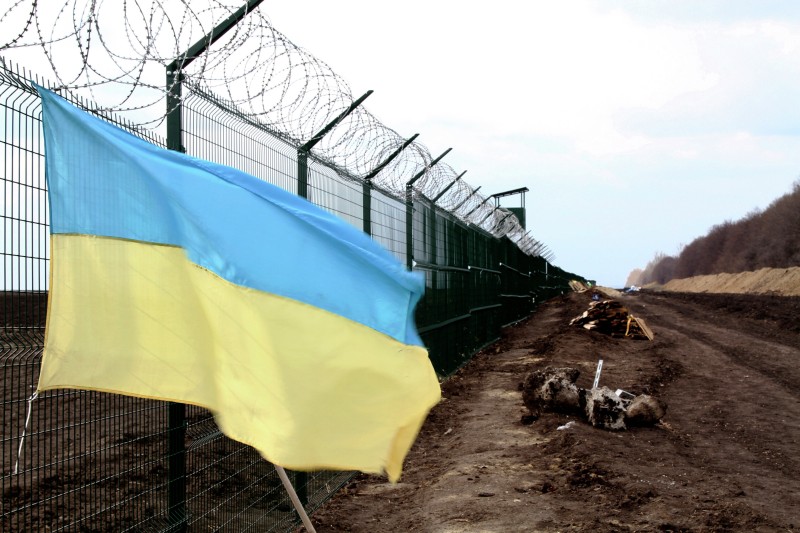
[627,180,800,286]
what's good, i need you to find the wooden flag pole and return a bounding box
[275,465,317,532]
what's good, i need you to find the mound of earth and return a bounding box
[305,289,800,532]
[649,266,800,296]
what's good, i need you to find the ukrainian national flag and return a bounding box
[36,87,440,482]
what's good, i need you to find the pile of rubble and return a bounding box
[569,297,653,340]
[521,367,666,430]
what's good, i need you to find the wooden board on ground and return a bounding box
[628,315,654,340]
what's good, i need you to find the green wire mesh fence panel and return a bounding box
[370,189,406,264]
[528,256,547,301]
[1,91,47,294]
[498,239,535,326]
[416,267,473,375]
[411,199,508,375]
[4,388,175,532]
[306,159,363,230]
[183,422,350,531]
[466,231,503,353]
[538,261,574,300]
[183,89,298,194]
[1,62,182,533]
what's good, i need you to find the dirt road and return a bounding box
[308,290,800,532]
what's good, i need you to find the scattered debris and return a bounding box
[570,300,629,333]
[584,386,626,430]
[614,389,636,406]
[569,280,590,292]
[627,315,654,340]
[570,299,653,340]
[596,287,626,299]
[521,367,667,431]
[521,367,582,416]
[625,395,667,427]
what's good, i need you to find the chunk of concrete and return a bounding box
[625,394,667,426]
[584,386,626,430]
[521,367,582,415]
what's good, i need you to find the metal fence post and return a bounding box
[297,90,373,200]
[431,170,467,205]
[297,149,309,199]
[165,67,189,533]
[451,185,481,214]
[163,3,265,530]
[362,134,419,235]
[405,148,452,270]
[293,90,371,506]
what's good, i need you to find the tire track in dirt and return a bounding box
[631,292,800,527]
[634,293,800,392]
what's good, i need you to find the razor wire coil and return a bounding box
[1,0,550,258]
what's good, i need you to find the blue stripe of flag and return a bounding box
[38,87,425,347]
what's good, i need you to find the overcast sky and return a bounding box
[5,1,800,287]
[264,0,800,286]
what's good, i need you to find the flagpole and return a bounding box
[275,466,317,532]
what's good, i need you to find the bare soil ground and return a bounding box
[307,289,800,532]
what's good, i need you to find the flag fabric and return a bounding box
[36,87,440,482]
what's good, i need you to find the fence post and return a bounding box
[163,3,265,530]
[451,185,481,215]
[297,90,373,199]
[362,134,419,235]
[463,194,493,220]
[431,170,467,205]
[405,148,452,270]
[165,67,189,533]
[293,90,371,505]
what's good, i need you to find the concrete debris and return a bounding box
[521,367,582,415]
[625,394,667,427]
[521,367,666,431]
[614,389,636,406]
[584,386,626,430]
[570,298,653,340]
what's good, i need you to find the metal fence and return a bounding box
[1,60,581,532]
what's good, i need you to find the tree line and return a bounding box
[627,180,800,286]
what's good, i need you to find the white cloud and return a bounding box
[267,1,721,157]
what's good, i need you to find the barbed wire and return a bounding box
[1,0,549,258]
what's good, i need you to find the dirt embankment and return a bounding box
[307,289,800,532]
[647,266,800,296]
